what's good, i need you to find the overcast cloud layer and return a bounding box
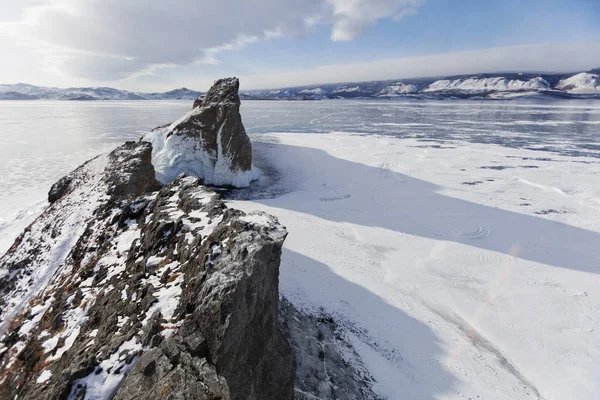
[0,0,422,81]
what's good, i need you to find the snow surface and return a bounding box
[231,132,600,400]
[143,114,260,187]
[556,73,600,94]
[424,77,550,92]
[0,201,47,256]
[36,369,52,384]
[68,338,142,400]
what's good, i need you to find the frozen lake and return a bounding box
[1,99,599,253]
[1,99,600,398]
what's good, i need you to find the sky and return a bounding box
[0,0,599,91]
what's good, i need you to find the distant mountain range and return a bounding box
[1,69,599,101]
[243,69,600,100]
[0,84,203,100]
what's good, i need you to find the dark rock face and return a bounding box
[47,141,159,204]
[114,336,231,400]
[192,97,203,109]
[105,141,161,197]
[146,77,257,187]
[279,299,378,400]
[196,77,252,173]
[193,212,295,400]
[0,143,294,399]
[48,176,72,203]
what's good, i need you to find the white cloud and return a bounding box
[0,0,425,82]
[235,43,600,90]
[2,1,596,91]
[328,0,423,41]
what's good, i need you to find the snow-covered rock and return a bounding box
[0,142,294,399]
[555,72,600,94]
[423,76,550,92]
[144,77,260,188]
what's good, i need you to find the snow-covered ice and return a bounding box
[231,132,600,400]
[1,99,600,399]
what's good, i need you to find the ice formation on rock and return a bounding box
[144,77,260,188]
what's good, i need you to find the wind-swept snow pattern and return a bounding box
[299,88,325,95]
[231,132,600,400]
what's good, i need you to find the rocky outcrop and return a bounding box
[48,176,72,203]
[0,141,159,324]
[0,142,294,399]
[144,77,259,188]
[193,97,203,109]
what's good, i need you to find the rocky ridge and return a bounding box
[0,115,294,398]
[0,79,380,400]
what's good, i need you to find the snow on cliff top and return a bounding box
[299,88,324,95]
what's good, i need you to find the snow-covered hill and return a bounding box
[423,76,550,93]
[556,73,600,94]
[0,84,203,100]
[2,68,600,101]
[241,69,600,100]
[299,87,324,95]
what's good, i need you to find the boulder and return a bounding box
[48,176,72,203]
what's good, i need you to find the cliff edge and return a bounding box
[0,87,294,399]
